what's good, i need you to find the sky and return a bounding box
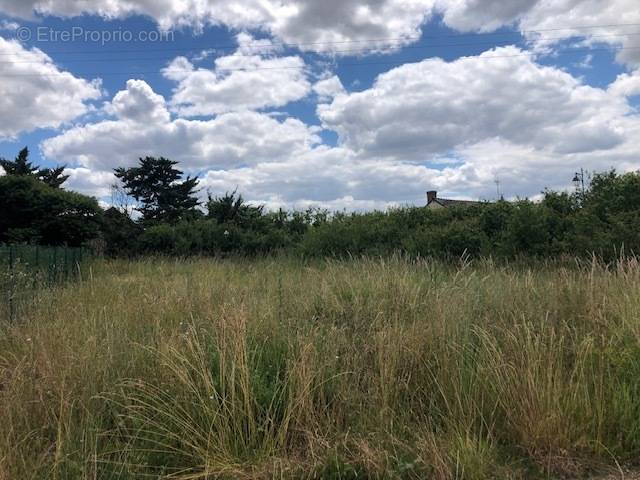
[0,0,639,211]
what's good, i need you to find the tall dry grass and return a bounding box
[1,256,639,479]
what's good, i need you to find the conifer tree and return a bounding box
[0,147,69,188]
[0,147,38,176]
[39,166,70,188]
[114,157,200,224]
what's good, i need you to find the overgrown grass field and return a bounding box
[1,257,640,479]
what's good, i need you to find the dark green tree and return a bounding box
[0,175,102,246]
[38,166,70,188]
[206,190,264,226]
[114,157,200,225]
[0,147,69,188]
[0,147,38,176]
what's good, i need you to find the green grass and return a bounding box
[1,256,640,479]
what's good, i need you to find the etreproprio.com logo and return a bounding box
[16,26,175,45]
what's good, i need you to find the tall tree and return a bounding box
[0,147,69,188]
[114,157,200,225]
[0,147,38,176]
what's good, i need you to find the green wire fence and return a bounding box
[0,245,91,322]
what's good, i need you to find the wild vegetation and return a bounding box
[1,256,640,479]
[2,149,640,261]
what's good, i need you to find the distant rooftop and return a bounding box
[426,191,484,209]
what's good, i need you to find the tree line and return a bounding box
[1,148,639,259]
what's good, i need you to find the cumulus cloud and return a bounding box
[609,70,640,98]
[436,0,534,32]
[318,47,630,160]
[517,0,640,67]
[0,38,101,139]
[42,79,321,172]
[0,0,435,54]
[2,0,638,62]
[107,79,170,123]
[313,75,346,102]
[261,0,435,54]
[164,35,311,116]
[200,146,443,210]
[64,168,116,198]
[0,0,269,29]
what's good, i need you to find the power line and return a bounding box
[1,31,639,65]
[0,44,636,78]
[1,21,639,57]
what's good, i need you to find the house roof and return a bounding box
[429,198,484,207]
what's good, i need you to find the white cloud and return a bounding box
[2,0,638,62]
[64,168,116,198]
[260,0,435,54]
[200,146,443,210]
[0,0,435,54]
[0,19,19,30]
[235,31,282,56]
[107,79,170,123]
[42,79,321,172]
[164,35,311,116]
[196,128,640,210]
[435,0,640,67]
[517,0,640,67]
[609,70,640,98]
[313,75,346,102]
[0,38,101,139]
[318,47,630,160]
[436,0,533,32]
[19,0,273,30]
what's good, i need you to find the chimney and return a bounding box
[427,190,437,204]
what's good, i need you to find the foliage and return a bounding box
[0,147,38,176]
[114,157,200,225]
[100,207,143,257]
[38,165,70,188]
[2,146,638,260]
[99,169,640,260]
[0,175,102,246]
[206,190,264,226]
[0,147,69,188]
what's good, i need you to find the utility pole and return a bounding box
[494,178,504,201]
[573,169,586,198]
